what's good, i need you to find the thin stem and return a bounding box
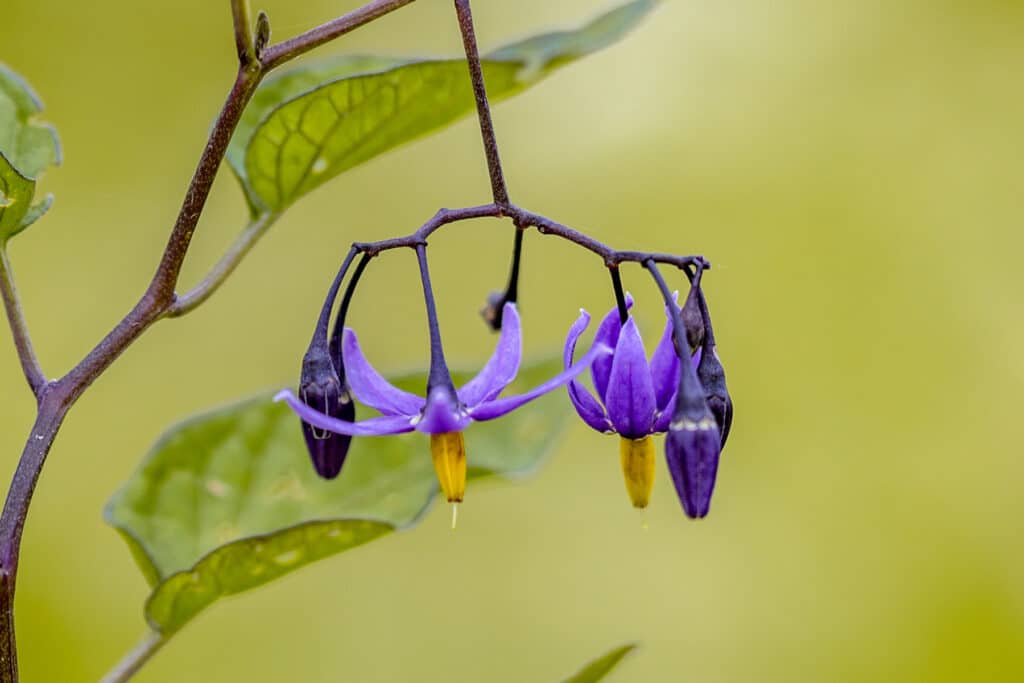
[99,632,167,683]
[351,202,709,276]
[329,253,372,367]
[415,244,454,392]
[645,260,710,422]
[312,247,360,349]
[504,226,524,306]
[167,212,279,317]
[261,0,418,70]
[609,266,629,324]
[0,247,45,397]
[453,0,510,206]
[230,0,257,66]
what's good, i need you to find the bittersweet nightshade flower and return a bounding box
[277,303,609,502]
[563,294,699,508]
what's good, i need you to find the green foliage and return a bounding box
[227,0,659,213]
[562,644,638,683]
[106,358,571,634]
[0,63,61,243]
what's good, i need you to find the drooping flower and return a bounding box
[563,294,700,509]
[277,303,609,503]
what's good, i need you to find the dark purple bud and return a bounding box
[695,288,733,447]
[665,415,722,519]
[299,347,355,479]
[666,330,722,519]
[480,290,506,331]
[681,286,705,352]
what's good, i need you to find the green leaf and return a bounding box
[106,358,571,634]
[0,63,61,241]
[228,0,659,212]
[561,644,638,683]
[0,153,34,242]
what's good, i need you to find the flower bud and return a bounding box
[665,414,721,519]
[299,348,355,479]
[681,287,705,352]
[479,290,507,331]
[619,436,656,508]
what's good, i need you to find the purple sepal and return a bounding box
[665,419,722,519]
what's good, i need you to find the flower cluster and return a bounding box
[277,240,732,521]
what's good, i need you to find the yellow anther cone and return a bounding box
[619,436,656,508]
[431,432,467,503]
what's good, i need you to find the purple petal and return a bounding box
[652,391,675,433]
[590,294,634,401]
[649,321,681,413]
[416,387,472,434]
[469,342,612,422]
[342,329,425,416]
[665,417,722,519]
[604,319,657,439]
[457,302,522,407]
[563,309,613,432]
[276,390,415,436]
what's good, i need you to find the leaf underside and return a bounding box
[227,0,659,213]
[105,358,571,633]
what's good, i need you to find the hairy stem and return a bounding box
[453,0,510,206]
[99,632,167,683]
[0,247,44,397]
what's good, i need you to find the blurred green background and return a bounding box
[2,0,1023,680]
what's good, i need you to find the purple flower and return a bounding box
[277,303,608,502]
[563,294,700,508]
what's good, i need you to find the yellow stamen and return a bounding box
[619,435,656,509]
[431,432,467,503]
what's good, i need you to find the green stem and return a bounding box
[167,212,279,317]
[98,632,167,683]
[0,246,45,396]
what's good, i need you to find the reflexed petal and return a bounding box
[665,416,722,519]
[276,390,415,436]
[563,308,613,432]
[590,294,634,401]
[342,329,425,416]
[457,302,522,407]
[469,342,612,421]
[568,379,614,432]
[416,387,472,434]
[604,319,657,439]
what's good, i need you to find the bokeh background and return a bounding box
[2,0,1023,680]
